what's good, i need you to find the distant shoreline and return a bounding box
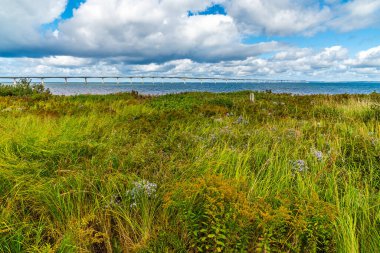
[1,81,380,96]
[38,81,380,96]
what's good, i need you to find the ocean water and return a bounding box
[11,81,380,95]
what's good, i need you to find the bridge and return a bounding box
[0,76,303,85]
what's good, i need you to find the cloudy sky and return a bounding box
[1,0,380,81]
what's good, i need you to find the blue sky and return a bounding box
[61,0,86,19]
[1,0,380,81]
[41,0,86,31]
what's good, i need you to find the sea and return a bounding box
[4,81,380,95]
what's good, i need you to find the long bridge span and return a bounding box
[0,76,303,85]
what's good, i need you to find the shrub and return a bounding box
[253,194,337,252]
[164,175,253,252]
[0,79,51,97]
[164,175,337,252]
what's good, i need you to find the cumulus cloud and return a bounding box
[0,57,120,76]
[3,45,380,81]
[346,45,380,68]
[51,0,284,62]
[0,0,66,52]
[2,0,378,60]
[1,0,380,81]
[223,0,380,36]
[330,0,380,32]
[224,0,332,36]
[40,56,94,67]
[120,45,380,80]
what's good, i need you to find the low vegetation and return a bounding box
[0,79,51,97]
[0,84,379,252]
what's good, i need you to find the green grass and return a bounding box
[0,88,379,252]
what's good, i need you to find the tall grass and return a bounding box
[0,89,379,252]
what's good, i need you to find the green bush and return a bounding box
[0,79,51,97]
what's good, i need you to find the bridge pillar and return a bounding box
[116,77,119,85]
[13,78,17,85]
[64,77,68,85]
[85,78,88,85]
[41,78,45,85]
[102,78,105,84]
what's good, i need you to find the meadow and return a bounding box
[0,81,379,252]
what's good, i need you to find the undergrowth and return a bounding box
[0,90,379,252]
[0,79,51,97]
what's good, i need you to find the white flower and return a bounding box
[128,179,157,199]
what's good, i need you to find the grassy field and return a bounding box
[0,83,379,252]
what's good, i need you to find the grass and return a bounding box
[0,85,379,252]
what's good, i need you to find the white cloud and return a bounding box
[2,45,380,81]
[223,0,380,36]
[52,0,280,62]
[121,45,380,80]
[41,56,93,67]
[0,0,66,49]
[346,45,380,68]
[0,57,120,76]
[330,0,380,32]
[224,0,332,36]
[1,0,380,81]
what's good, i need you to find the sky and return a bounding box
[1,0,380,81]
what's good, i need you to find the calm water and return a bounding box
[29,81,380,95]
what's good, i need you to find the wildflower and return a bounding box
[126,179,157,209]
[234,115,248,124]
[311,148,323,162]
[128,179,157,199]
[236,115,243,124]
[292,160,308,173]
